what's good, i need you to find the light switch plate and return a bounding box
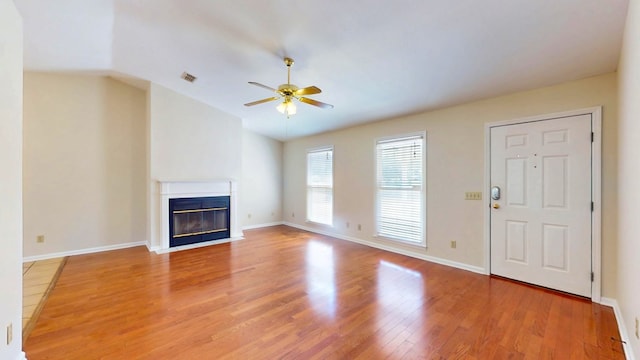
[465,192,482,200]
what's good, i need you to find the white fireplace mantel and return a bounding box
[155,180,242,253]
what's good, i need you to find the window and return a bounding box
[376,134,425,245]
[307,147,333,225]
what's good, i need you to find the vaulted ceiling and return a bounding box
[16,0,629,140]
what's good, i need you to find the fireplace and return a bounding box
[169,196,230,247]
[155,180,242,252]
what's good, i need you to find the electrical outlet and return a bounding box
[465,192,482,200]
[247,213,252,219]
[291,212,295,218]
[357,224,362,231]
[6,323,12,345]
[635,317,639,339]
[37,235,45,243]
[346,222,350,228]
[451,240,457,249]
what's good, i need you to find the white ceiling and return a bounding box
[16,0,629,141]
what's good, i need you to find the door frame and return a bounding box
[483,107,602,302]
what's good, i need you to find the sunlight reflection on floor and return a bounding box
[305,241,336,318]
[376,260,425,351]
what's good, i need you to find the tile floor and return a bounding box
[22,257,66,341]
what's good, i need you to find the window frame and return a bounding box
[374,132,426,247]
[306,146,334,226]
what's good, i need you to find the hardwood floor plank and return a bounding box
[23,226,624,359]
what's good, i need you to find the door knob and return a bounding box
[492,203,500,209]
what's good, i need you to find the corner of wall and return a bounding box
[0,0,24,358]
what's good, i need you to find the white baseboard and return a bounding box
[242,221,284,230]
[146,242,160,253]
[283,222,485,275]
[16,351,27,360]
[601,297,636,360]
[23,241,146,262]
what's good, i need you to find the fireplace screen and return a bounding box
[173,207,227,238]
[169,196,230,247]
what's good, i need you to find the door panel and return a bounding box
[542,156,568,209]
[490,114,592,297]
[506,221,527,263]
[506,158,528,206]
[542,224,568,270]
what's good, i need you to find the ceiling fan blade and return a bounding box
[244,96,279,106]
[248,81,277,92]
[295,86,322,96]
[298,97,334,109]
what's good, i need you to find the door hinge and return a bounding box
[591,202,594,212]
[591,132,594,142]
[591,272,594,282]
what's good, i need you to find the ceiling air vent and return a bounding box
[181,72,197,83]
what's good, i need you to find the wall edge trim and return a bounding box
[283,222,485,275]
[600,297,636,360]
[23,242,146,262]
[242,221,285,230]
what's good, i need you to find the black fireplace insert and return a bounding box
[169,196,230,247]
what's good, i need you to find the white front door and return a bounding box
[490,114,592,297]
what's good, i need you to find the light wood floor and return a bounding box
[22,257,66,342]
[24,226,624,359]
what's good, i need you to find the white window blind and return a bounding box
[307,147,333,225]
[376,134,425,244]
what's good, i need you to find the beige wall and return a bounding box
[284,73,618,296]
[22,77,258,254]
[147,83,243,249]
[0,0,23,357]
[23,73,147,257]
[241,129,283,228]
[617,0,640,355]
[148,83,242,181]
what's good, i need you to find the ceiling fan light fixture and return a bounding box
[277,98,297,116]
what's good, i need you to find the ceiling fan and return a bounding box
[244,57,333,117]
